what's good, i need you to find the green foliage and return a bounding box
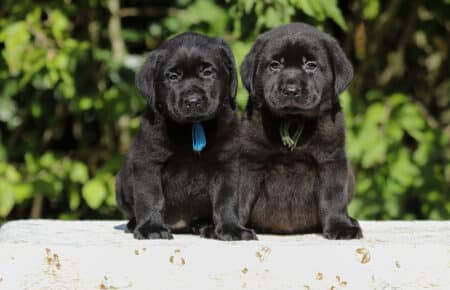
[342,92,448,219]
[0,0,449,221]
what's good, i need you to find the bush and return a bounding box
[0,0,449,221]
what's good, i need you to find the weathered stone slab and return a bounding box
[0,220,449,289]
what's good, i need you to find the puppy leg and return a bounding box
[188,219,214,238]
[132,164,173,240]
[125,217,136,233]
[115,169,136,234]
[318,159,363,240]
[238,163,262,227]
[198,225,217,239]
[207,160,257,241]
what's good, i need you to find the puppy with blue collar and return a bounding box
[116,32,256,240]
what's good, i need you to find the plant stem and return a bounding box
[30,193,44,219]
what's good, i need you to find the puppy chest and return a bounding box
[264,162,317,194]
[250,162,320,233]
[161,160,211,202]
[161,162,212,224]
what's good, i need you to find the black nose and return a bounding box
[281,85,300,98]
[184,94,205,111]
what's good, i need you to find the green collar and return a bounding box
[280,118,304,151]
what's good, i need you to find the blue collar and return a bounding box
[192,122,206,152]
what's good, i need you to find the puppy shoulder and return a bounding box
[126,113,171,164]
[315,111,346,146]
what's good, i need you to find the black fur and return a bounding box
[116,32,256,240]
[239,23,362,239]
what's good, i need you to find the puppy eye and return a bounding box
[304,61,317,72]
[269,60,282,72]
[202,68,215,77]
[167,72,180,81]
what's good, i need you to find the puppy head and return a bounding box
[241,23,353,117]
[136,32,237,123]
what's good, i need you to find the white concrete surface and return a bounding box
[0,220,449,290]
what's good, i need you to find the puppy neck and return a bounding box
[257,107,318,150]
[165,118,215,148]
[163,108,237,151]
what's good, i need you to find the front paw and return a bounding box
[199,225,217,239]
[323,220,363,240]
[125,218,136,233]
[133,224,173,240]
[215,224,258,241]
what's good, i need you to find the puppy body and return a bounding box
[117,33,255,240]
[117,107,241,236]
[239,23,362,239]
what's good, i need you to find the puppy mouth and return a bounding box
[183,113,215,123]
[167,93,220,123]
[171,106,220,124]
[265,96,320,116]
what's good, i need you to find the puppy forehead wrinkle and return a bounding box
[266,35,322,60]
[167,46,216,69]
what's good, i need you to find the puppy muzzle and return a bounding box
[172,92,220,123]
[266,94,321,117]
[183,93,207,114]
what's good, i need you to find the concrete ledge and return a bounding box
[0,220,449,289]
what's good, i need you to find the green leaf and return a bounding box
[1,163,21,182]
[50,9,69,40]
[82,178,107,209]
[0,143,7,163]
[383,194,400,218]
[0,181,15,217]
[413,132,435,166]
[69,188,81,211]
[264,7,283,28]
[363,0,379,20]
[365,102,385,125]
[59,212,78,220]
[70,162,89,183]
[40,152,56,168]
[390,149,420,187]
[319,0,348,30]
[31,101,42,118]
[245,0,255,13]
[360,128,386,167]
[0,21,30,75]
[386,120,404,142]
[296,0,323,19]
[104,173,117,207]
[397,104,425,140]
[14,183,33,204]
[295,0,347,30]
[25,153,39,174]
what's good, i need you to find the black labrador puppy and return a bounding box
[239,23,362,239]
[116,32,256,240]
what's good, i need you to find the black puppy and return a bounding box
[116,32,256,240]
[239,23,362,239]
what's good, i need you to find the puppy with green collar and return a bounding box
[239,23,362,239]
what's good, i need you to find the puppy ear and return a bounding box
[240,38,266,114]
[323,35,354,96]
[136,50,161,110]
[240,38,263,97]
[218,40,238,110]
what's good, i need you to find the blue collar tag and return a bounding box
[192,122,206,152]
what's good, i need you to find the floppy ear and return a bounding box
[240,38,266,114]
[136,50,162,110]
[218,40,238,110]
[323,35,354,97]
[240,38,263,98]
